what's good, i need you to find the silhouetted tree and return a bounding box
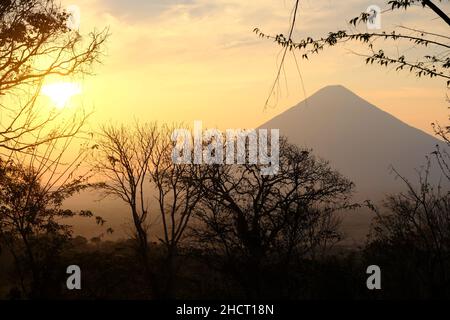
[190,138,355,298]
[0,0,107,152]
[366,161,450,298]
[0,0,108,299]
[0,133,102,298]
[149,124,205,298]
[255,0,450,107]
[93,122,158,298]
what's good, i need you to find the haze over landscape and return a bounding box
[67,85,447,243]
[54,0,450,245]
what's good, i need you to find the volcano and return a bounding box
[260,85,446,243]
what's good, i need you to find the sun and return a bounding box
[41,82,82,109]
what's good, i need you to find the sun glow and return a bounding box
[41,82,82,108]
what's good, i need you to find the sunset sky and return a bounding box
[54,0,450,135]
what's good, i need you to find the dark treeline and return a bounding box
[1,122,450,300]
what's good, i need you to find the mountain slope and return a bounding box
[260,85,446,242]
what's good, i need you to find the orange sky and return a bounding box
[55,0,450,136]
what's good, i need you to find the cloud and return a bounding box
[98,0,220,21]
